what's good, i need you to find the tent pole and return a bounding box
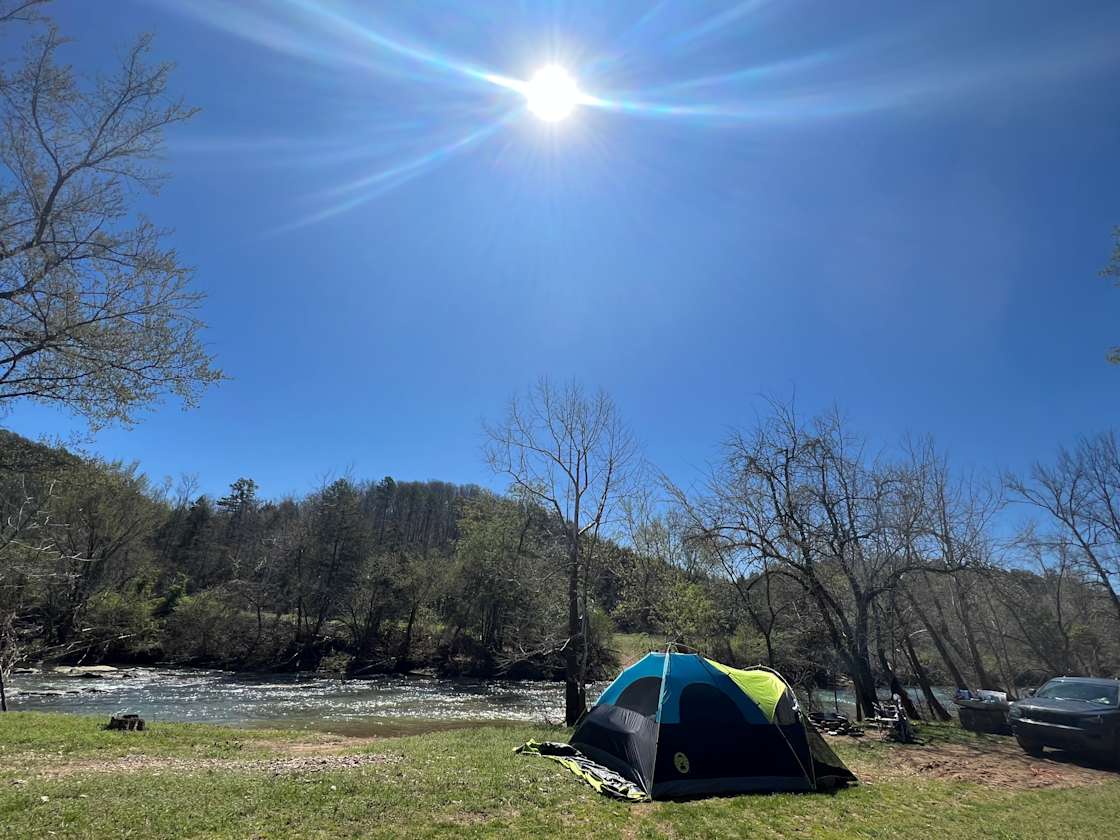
[646,647,673,799]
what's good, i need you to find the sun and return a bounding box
[524,65,581,122]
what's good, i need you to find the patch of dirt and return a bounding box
[253,735,380,755]
[849,738,1117,790]
[9,748,400,780]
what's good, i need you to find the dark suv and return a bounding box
[1008,677,1120,765]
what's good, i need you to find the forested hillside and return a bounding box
[2,414,1119,717]
[1,429,631,680]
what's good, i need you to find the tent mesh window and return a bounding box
[679,682,744,725]
[615,676,662,717]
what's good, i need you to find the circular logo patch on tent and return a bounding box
[673,752,690,774]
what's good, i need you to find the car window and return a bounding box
[1034,681,1119,706]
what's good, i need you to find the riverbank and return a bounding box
[1,713,1117,839]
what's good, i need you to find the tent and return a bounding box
[518,652,856,801]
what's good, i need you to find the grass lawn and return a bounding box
[611,632,669,666]
[1,712,1118,839]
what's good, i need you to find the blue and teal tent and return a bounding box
[519,652,855,800]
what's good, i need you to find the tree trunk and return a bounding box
[953,580,998,690]
[902,633,951,721]
[0,631,7,712]
[803,578,878,719]
[922,575,975,667]
[977,587,1020,699]
[848,647,880,719]
[295,546,305,641]
[852,606,881,719]
[396,602,419,673]
[565,537,586,726]
[904,588,968,689]
[873,605,921,720]
[877,643,921,719]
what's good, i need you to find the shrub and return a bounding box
[81,590,161,661]
[161,588,256,663]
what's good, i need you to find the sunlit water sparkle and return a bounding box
[6,668,610,735]
[7,667,956,736]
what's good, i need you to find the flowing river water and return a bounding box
[5,667,956,736]
[5,668,611,736]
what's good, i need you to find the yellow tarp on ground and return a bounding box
[514,740,648,802]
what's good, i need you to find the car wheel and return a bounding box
[1016,734,1044,757]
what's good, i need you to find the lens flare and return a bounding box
[159,0,1120,226]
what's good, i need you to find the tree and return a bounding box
[0,461,56,710]
[675,403,961,718]
[39,457,161,650]
[484,379,638,724]
[300,478,366,648]
[0,4,220,427]
[0,428,73,708]
[615,492,687,634]
[900,439,1003,691]
[1008,432,1120,629]
[216,478,259,574]
[434,491,568,677]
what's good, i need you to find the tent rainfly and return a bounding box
[517,652,857,801]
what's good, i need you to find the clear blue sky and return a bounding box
[3,0,1119,501]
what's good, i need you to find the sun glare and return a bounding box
[525,65,580,122]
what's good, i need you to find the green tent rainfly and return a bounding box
[517,652,857,801]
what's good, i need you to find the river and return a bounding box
[5,667,956,736]
[5,667,609,736]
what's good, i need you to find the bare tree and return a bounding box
[674,403,903,717]
[0,7,220,427]
[1008,432,1120,628]
[484,379,638,724]
[920,445,1003,690]
[673,403,985,718]
[0,1,45,26]
[889,437,1009,694]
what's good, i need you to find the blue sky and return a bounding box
[3,0,1119,503]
